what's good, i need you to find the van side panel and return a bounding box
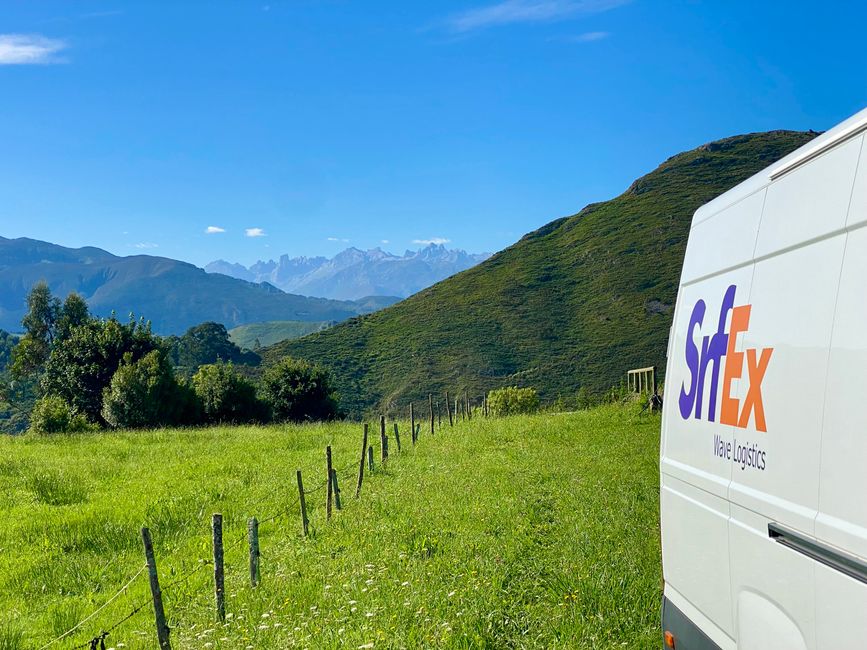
[753,136,861,257]
[814,225,867,648]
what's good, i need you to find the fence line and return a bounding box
[39,395,481,649]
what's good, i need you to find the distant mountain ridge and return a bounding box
[206,244,491,300]
[0,237,399,334]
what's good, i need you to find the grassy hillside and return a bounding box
[264,131,817,415]
[0,406,661,649]
[228,320,333,350]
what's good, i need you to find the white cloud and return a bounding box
[245,227,266,238]
[381,239,390,244]
[134,242,158,249]
[445,0,628,32]
[0,34,67,65]
[568,30,610,41]
[413,237,451,245]
[327,237,350,243]
[205,225,226,234]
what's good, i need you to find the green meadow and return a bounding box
[0,405,661,649]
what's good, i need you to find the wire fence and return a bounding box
[36,398,473,650]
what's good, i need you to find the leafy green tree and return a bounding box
[29,395,95,434]
[261,357,339,422]
[56,293,91,342]
[40,316,164,423]
[102,350,200,428]
[486,386,540,416]
[11,285,91,380]
[168,322,259,372]
[11,282,60,379]
[192,362,268,424]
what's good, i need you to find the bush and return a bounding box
[102,350,200,429]
[487,386,540,416]
[261,357,339,422]
[193,362,268,424]
[29,395,95,434]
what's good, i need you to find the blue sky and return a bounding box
[1,1,866,268]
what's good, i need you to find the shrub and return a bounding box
[576,386,594,410]
[487,386,540,416]
[261,357,339,422]
[29,395,95,434]
[192,362,268,424]
[102,350,200,429]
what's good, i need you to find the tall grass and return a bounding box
[0,405,662,648]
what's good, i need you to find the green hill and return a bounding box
[263,131,817,416]
[228,320,333,350]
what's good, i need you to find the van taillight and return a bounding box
[664,630,676,648]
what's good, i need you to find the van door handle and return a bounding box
[768,523,867,585]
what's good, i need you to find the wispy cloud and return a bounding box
[82,10,124,18]
[0,34,67,65]
[245,227,266,238]
[381,239,390,245]
[327,236,350,243]
[134,242,158,249]
[568,30,610,42]
[413,237,451,245]
[205,225,226,234]
[445,0,628,33]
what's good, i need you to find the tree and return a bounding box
[11,282,60,379]
[56,293,91,342]
[40,316,164,423]
[102,350,200,428]
[168,322,259,372]
[11,285,91,380]
[260,357,339,422]
[192,362,268,424]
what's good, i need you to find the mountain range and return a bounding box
[206,244,490,301]
[262,130,819,416]
[0,237,398,335]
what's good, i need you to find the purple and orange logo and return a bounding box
[678,285,773,432]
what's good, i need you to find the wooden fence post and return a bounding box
[368,445,375,472]
[410,403,416,444]
[465,389,471,420]
[484,394,489,418]
[297,470,309,537]
[326,446,334,520]
[437,401,442,427]
[212,514,225,622]
[141,527,171,650]
[356,423,368,498]
[393,422,401,452]
[446,391,453,426]
[331,468,342,510]
[429,394,435,435]
[248,517,260,588]
[380,416,388,462]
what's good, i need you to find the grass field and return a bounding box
[0,405,662,649]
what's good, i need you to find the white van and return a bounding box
[660,107,867,650]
